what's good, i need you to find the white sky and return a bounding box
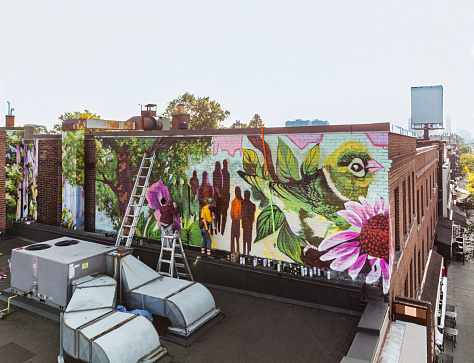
[1,1,474,137]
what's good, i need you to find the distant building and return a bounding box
[457,129,472,142]
[285,119,329,127]
[445,114,451,135]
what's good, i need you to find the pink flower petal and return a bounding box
[359,196,374,219]
[318,231,360,251]
[320,242,360,261]
[344,201,368,224]
[380,259,391,294]
[366,259,382,283]
[330,248,361,271]
[338,210,363,228]
[348,253,368,280]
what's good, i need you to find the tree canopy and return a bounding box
[230,114,265,129]
[162,93,230,130]
[23,124,51,134]
[459,144,471,155]
[460,154,474,174]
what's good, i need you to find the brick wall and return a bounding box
[0,131,6,230]
[36,136,62,226]
[389,139,440,305]
[84,136,95,232]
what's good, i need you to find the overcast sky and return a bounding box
[1,1,473,137]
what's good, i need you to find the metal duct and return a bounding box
[62,274,166,363]
[120,254,220,336]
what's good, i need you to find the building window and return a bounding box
[395,187,400,250]
[421,186,424,217]
[422,240,425,266]
[414,246,417,288]
[403,181,407,234]
[418,250,422,284]
[405,276,409,298]
[417,190,420,224]
[408,175,412,224]
[426,180,428,207]
[430,175,432,200]
[412,172,415,216]
[410,261,414,298]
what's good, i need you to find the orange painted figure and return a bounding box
[230,186,243,253]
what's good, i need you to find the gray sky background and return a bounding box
[1,1,473,137]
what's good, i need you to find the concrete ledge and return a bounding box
[347,332,379,362]
[357,300,388,335]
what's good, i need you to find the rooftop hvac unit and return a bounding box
[10,237,117,309]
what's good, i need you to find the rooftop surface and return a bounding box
[0,238,358,363]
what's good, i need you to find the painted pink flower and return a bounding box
[318,195,392,293]
[145,180,181,231]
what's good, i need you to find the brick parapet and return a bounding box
[36,137,62,226]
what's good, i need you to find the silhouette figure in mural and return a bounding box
[221,159,231,235]
[241,190,256,255]
[190,170,199,196]
[230,186,243,253]
[198,171,214,211]
[213,161,223,233]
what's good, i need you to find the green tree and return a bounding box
[460,154,474,174]
[23,124,50,134]
[459,144,471,155]
[229,114,265,129]
[163,93,230,130]
[58,110,101,122]
[248,114,264,128]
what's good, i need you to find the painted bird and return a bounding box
[238,141,383,243]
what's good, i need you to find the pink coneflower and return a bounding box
[318,195,392,293]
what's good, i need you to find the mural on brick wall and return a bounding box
[95,132,392,293]
[6,131,37,222]
[62,130,85,228]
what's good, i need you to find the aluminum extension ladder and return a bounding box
[157,231,194,281]
[115,153,155,248]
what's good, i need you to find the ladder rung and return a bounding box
[161,247,174,252]
[138,176,147,178]
[160,259,172,264]
[174,254,183,258]
[175,263,185,268]
[176,273,189,277]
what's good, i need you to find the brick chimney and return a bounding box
[5,115,14,127]
[171,102,190,130]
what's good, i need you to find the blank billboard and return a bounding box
[411,85,443,128]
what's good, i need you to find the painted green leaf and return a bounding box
[277,137,300,182]
[277,221,304,263]
[243,149,259,175]
[135,213,145,237]
[251,185,269,209]
[145,219,161,241]
[254,205,285,244]
[255,162,266,179]
[181,220,202,247]
[301,144,320,177]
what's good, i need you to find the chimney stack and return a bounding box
[171,101,190,130]
[6,115,15,127]
[5,101,14,127]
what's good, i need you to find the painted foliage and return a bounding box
[95,132,392,292]
[6,131,37,222]
[62,130,85,228]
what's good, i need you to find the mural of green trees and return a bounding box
[95,136,211,245]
